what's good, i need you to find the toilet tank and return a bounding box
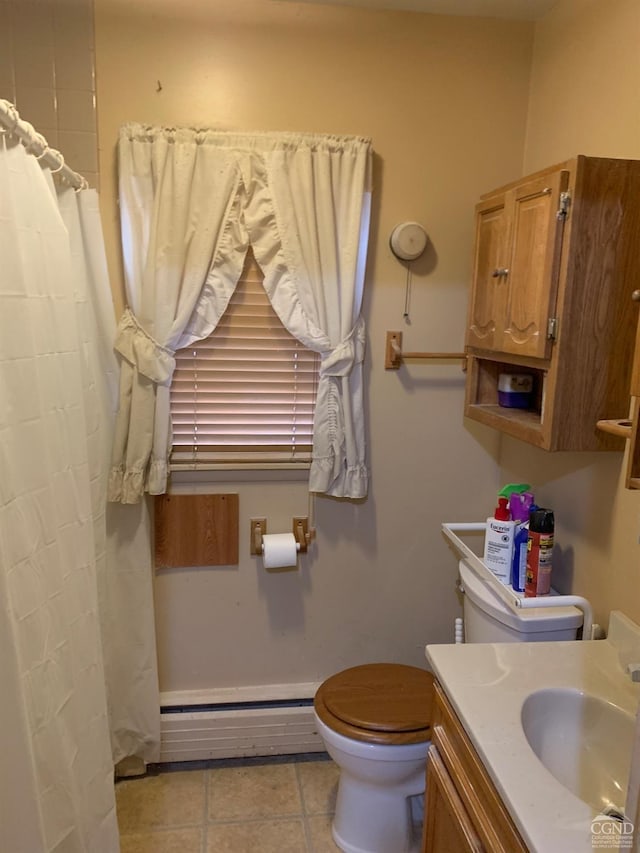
[459,560,583,642]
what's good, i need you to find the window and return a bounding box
[170,251,320,469]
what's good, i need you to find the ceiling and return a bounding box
[277,0,559,20]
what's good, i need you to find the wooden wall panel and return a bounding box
[154,494,239,568]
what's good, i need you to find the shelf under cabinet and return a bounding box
[465,352,628,451]
[464,355,547,446]
[469,403,541,427]
[465,402,545,447]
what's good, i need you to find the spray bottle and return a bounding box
[509,491,536,593]
[525,508,555,597]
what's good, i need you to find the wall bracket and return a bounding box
[250,518,266,555]
[293,517,309,553]
[251,517,312,555]
[385,331,467,370]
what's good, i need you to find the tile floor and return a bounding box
[116,754,342,853]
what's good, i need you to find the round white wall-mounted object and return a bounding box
[389,222,428,261]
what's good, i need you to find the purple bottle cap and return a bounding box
[508,491,534,523]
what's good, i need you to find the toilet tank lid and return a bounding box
[459,560,583,632]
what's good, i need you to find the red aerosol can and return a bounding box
[525,508,554,597]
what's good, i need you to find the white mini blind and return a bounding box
[170,251,319,468]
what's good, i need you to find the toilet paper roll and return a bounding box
[262,533,299,568]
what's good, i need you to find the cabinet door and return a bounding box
[466,195,509,352]
[630,297,640,398]
[501,169,569,359]
[626,298,640,486]
[423,746,483,853]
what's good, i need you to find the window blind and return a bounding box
[170,252,320,468]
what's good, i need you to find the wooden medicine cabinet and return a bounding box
[464,155,640,453]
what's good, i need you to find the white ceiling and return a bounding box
[277,0,559,20]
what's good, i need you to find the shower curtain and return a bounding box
[57,185,160,772]
[0,130,158,852]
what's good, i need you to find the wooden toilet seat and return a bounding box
[314,663,434,746]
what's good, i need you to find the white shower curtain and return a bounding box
[0,129,158,851]
[56,185,160,771]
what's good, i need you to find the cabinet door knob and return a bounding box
[632,290,640,302]
[492,268,509,278]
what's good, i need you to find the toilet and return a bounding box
[314,663,433,853]
[313,559,583,853]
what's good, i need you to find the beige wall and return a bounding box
[524,0,640,170]
[8,0,637,693]
[0,0,99,187]
[498,0,640,631]
[94,0,534,692]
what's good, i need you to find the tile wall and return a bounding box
[0,0,98,187]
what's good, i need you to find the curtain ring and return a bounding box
[27,132,49,158]
[48,150,65,173]
[74,177,89,192]
[20,120,40,150]
[0,102,20,135]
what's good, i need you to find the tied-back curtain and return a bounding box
[245,138,372,497]
[109,126,249,503]
[110,124,372,504]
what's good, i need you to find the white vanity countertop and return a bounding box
[426,634,640,853]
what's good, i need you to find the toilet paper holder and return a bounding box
[250,517,310,555]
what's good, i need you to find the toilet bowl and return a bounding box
[313,663,433,853]
[314,559,583,853]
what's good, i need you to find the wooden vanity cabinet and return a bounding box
[422,681,527,853]
[465,155,640,451]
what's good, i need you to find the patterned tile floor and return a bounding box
[116,754,342,853]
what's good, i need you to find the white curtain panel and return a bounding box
[109,125,249,503]
[110,124,372,503]
[58,187,160,769]
[245,136,372,498]
[0,137,120,851]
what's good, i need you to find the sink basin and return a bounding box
[521,687,634,814]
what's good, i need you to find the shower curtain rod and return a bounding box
[0,98,88,190]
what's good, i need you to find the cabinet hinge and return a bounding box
[547,317,558,340]
[556,191,571,221]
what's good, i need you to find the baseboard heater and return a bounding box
[159,683,325,763]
